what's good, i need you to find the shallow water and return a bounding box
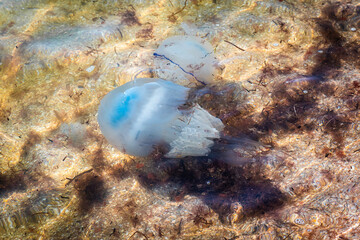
[0,0,360,239]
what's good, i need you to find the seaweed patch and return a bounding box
[311,2,360,76]
[137,154,287,223]
[120,7,141,26]
[71,171,108,213]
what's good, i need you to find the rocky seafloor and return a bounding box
[0,0,360,239]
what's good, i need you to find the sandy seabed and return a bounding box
[0,0,360,239]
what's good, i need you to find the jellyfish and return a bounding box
[153,36,217,86]
[97,78,224,158]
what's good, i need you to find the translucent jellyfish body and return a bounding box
[154,36,216,86]
[97,78,224,158]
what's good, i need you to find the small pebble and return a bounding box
[86,65,95,73]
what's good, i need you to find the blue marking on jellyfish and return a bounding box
[110,91,138,126]
[153,53,206,85]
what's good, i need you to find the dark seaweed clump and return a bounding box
[311,2,360,76]
[0,172,26,198]
[138,153,287,223]
[73,172,108,213]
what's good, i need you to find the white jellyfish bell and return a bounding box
[97,78,224,158]
[153,36,217,86]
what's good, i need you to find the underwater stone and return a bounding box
[20,22,122,63]
[153,36,216,86]
[97,78,224,158]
